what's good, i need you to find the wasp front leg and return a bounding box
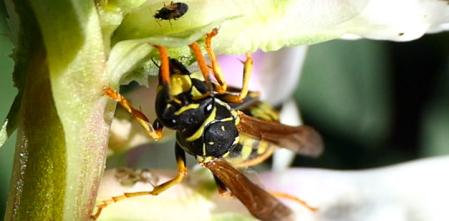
[154,45,170,86]
[189,42,211,86]
[103,87,163,141]
[91,144,187,220]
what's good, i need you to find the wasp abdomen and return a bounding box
[225,134,275,168]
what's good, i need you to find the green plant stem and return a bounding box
[5,47,68,220]
[4,1,111,220]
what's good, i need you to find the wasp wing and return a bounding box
[204,159,294,221]
[236,111,324,157]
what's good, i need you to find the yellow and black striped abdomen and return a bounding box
[224,134,275,168]
[223,100,281,168]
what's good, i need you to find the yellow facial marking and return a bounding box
[190,86,203,99]
[169,74,192,96]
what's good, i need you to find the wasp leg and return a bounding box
[205,28,227,93]
[91,144,187,220]
[154,45,170,85]
[189,42,211,86]
[146,143,187,195]
[270,191,318,212]
[152,119,164,140]
[239,53,253,100]
[220,53,253,103]
[103,87,162,141]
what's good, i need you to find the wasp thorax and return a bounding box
[203,120,239,157]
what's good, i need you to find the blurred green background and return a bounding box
[1,16,449,220]
[295,33,449,168]
[0,4,16,218]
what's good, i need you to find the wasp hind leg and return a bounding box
[91,144,187,220]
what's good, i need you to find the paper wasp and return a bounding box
[93,29,323,220]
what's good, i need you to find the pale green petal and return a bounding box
[110,0,449,54]
[107,17,232,85]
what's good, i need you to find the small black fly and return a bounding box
[154,2,188,22]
